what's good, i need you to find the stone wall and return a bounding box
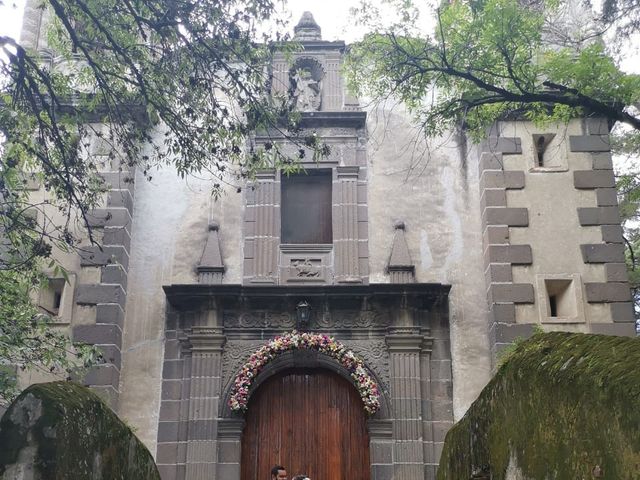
[437,332,640,480]
[0,381,160,480]
[474,118,635,367]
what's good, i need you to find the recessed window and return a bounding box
[38,278,65,316]
[533,134,555,167]
[281,169,332,244]
[544,279,576,318]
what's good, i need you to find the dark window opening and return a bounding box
[281,169,332,244]
[39,278,65,316]
[544,279,576,318]
[549,295,558,317]
[53,291,62,310]
[536,136,546,167]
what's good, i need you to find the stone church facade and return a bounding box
[17,5,636,480]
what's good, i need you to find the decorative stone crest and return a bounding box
[291,258,321,278]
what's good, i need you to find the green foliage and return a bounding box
[438,332,640,480]
[345,0,640,140]
[0,269,100,406]
[0,0,310,403]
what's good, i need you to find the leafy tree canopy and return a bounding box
[345,0,640,142]
[345,0,640,318]
[0,0,309,404]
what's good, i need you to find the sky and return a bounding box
[0,0,373,43]
[0,0,636,73]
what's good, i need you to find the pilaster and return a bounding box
[386,332,425,480]
[335,166,362,282]
[244,170,279,284]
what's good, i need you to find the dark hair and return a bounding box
[271,465,286,477]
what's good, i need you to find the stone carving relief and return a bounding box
[290,57,324,112]
[223,308,392,330]
[223,311,296,329]
[221,341,265,388]
[343,339,390,392]
[316,309,391,329]
[291,258,321,278]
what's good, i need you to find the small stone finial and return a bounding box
[388,221,415,284]
[294,12,322,41]
[197,222,225,284]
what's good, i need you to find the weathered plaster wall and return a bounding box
[366,104,492,420]
[117,144,245,451]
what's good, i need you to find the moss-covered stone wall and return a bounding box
[0,381,160,480]
[438,332,640,480]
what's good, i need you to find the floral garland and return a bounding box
[228,331,381,416]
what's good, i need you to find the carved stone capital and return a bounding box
[421,337,434,354]
[188,328,226,353]
[385,333,424,353]
[217,418,245,439]
[336,165,359,179]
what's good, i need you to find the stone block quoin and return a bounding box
[73,165,136,408]
[476,133,535,366]
[571,118,633,323]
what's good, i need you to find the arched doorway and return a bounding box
[240,368,371,480]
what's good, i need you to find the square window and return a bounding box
[38,278,65,316]
[535,274,585,323]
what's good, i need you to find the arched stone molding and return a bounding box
[219,348,392,421]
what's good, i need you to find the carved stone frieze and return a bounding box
[223,308,392,330]
[223,311,296,329]
[316,309,391,328]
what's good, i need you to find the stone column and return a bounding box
[184,327,226,479]
[335,166,361,282]
[386,332,425,480]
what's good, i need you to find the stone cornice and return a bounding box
[164,283,450,310]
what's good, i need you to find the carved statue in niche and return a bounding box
[291,66,322,112]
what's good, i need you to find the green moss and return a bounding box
[0,381,160,480]
[438,332,640,480]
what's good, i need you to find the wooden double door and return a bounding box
[240,369,371,480]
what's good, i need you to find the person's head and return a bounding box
[271,465,287,480]
[292,475,310,480]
